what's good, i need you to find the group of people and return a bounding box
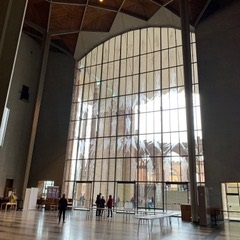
[95,193,113,217]
[57,192,114,224]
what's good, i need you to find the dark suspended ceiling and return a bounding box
[23,0,236,57]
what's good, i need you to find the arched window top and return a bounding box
[64,27,204,207]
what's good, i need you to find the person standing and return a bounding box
[95,193,101,216]
[9,192,17,203]
[58,194,68,224]
[81,194,85,206]
[100,196,106,216]
[107,195,113,217]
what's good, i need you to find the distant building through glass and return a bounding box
[63,27,204,211]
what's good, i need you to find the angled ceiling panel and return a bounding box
[62,33,79,53]
[88,0,124,11]
[188,0,211,25]
[23,0,235,56]
[81,7,117,32]
[121,0,160,20]
[49,5,84,32]
[25,0,50,29]
[163,0,210,26]
[52,33,79,53]
[51,0,87,3]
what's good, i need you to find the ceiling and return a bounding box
[23,0,236,59]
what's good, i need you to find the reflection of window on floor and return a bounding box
[63,27,204,210]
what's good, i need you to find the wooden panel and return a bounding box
[181,204,191,222]
[50,5,84,31]
[82,7,116,32]
[121,0,160,20]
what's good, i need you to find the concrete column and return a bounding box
[180,0,198,223]
[0,0,28,120]
[22,33,51,199]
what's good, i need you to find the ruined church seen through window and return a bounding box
[63,27,204,211]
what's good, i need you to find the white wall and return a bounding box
[23,187,38,210]
[196,1,240,207]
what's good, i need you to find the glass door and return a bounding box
[73,181,92,209]
[137,183,160,210]
[116,182,135,212]
[164,182,189,211]
[223,182,240,221]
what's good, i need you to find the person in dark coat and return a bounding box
[107,195,113,217]
[95,193,101,216]
[100,196,106,216]
[58,194,68,224]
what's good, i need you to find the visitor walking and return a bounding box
[58,194,68,224]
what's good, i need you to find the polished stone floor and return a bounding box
[0,209,239,240]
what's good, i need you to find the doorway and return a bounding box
[73,181,92,209]
[222,182,240,221]
[4,179,14,197]
[116,182,135,212]
[164,182,190,211]
[137,183,160,210]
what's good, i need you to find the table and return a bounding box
[135,212,177,236]
[49,204,58,211]
[48,204,58,216]
[118,208,134,221]
[86,207,110,219]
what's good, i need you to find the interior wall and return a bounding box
[0,33,42,197]
[196,1,240,208]
[28,51,75,190]
[0,0,28,123]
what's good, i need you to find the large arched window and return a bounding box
[63,27,204,211]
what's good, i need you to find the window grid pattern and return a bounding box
[63,27,204,207]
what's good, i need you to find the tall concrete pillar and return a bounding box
[180,0,198,223]
[0,0,28,120]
